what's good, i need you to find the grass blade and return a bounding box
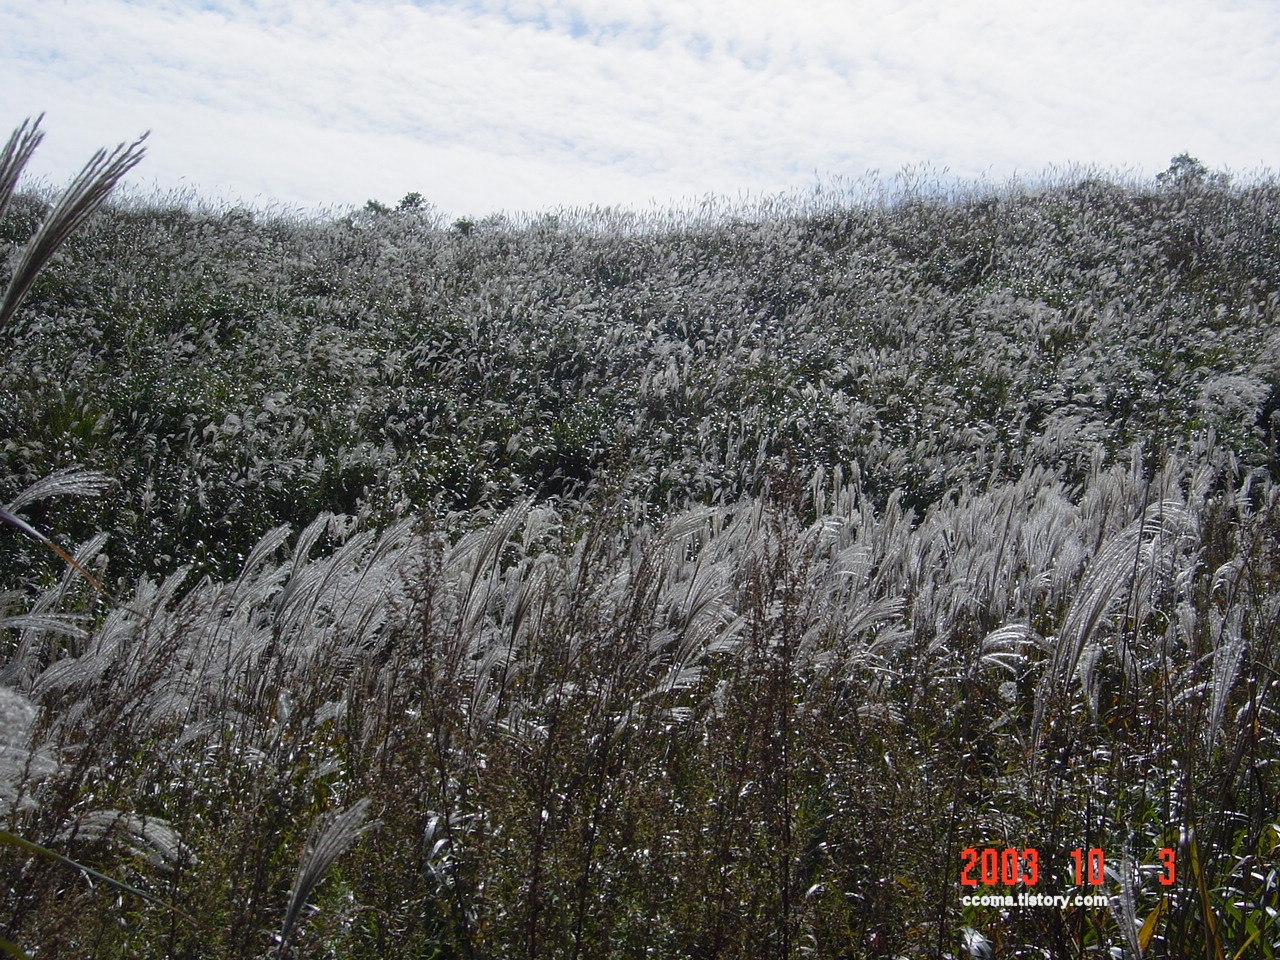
[0,127,147,331]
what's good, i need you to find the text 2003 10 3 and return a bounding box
[959,847,1176,887]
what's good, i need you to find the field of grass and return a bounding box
[3,125,1280,957]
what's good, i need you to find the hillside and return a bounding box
[2,159,1280,958]
[3,162,1277,584]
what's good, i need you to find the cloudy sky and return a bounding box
[3,0,1278,218]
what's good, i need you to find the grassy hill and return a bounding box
[3,161,1278,585]
[2,155,1280,957]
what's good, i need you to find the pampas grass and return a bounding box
[2,450,1278,956]
[3,131,1280,955]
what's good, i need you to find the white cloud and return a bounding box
[1,0,1277,216]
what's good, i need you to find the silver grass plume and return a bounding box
[1035,499,1194,739]
[264,517,416,701]
[0,533,107,687]
[959,926,993,959]
[1109,853,1144,959]
[0,116,147,331]
[451,500,532,639]
[3,467,112,513]
[29,564,188,708]
[0,115,44,225]
[277,797,375,957]
[57,809,191,871]
[0,685,53,814]
[976,622,1036,676]
[1205,607,1246,753]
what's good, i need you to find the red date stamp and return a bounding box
[960,847,1176,887]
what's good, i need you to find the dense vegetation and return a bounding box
[3,148,1280,957]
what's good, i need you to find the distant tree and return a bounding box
[1157,153,1230,190]
[364,198,390,214]
[396,191,425,211]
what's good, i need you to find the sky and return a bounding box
[2,0,1279,219]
